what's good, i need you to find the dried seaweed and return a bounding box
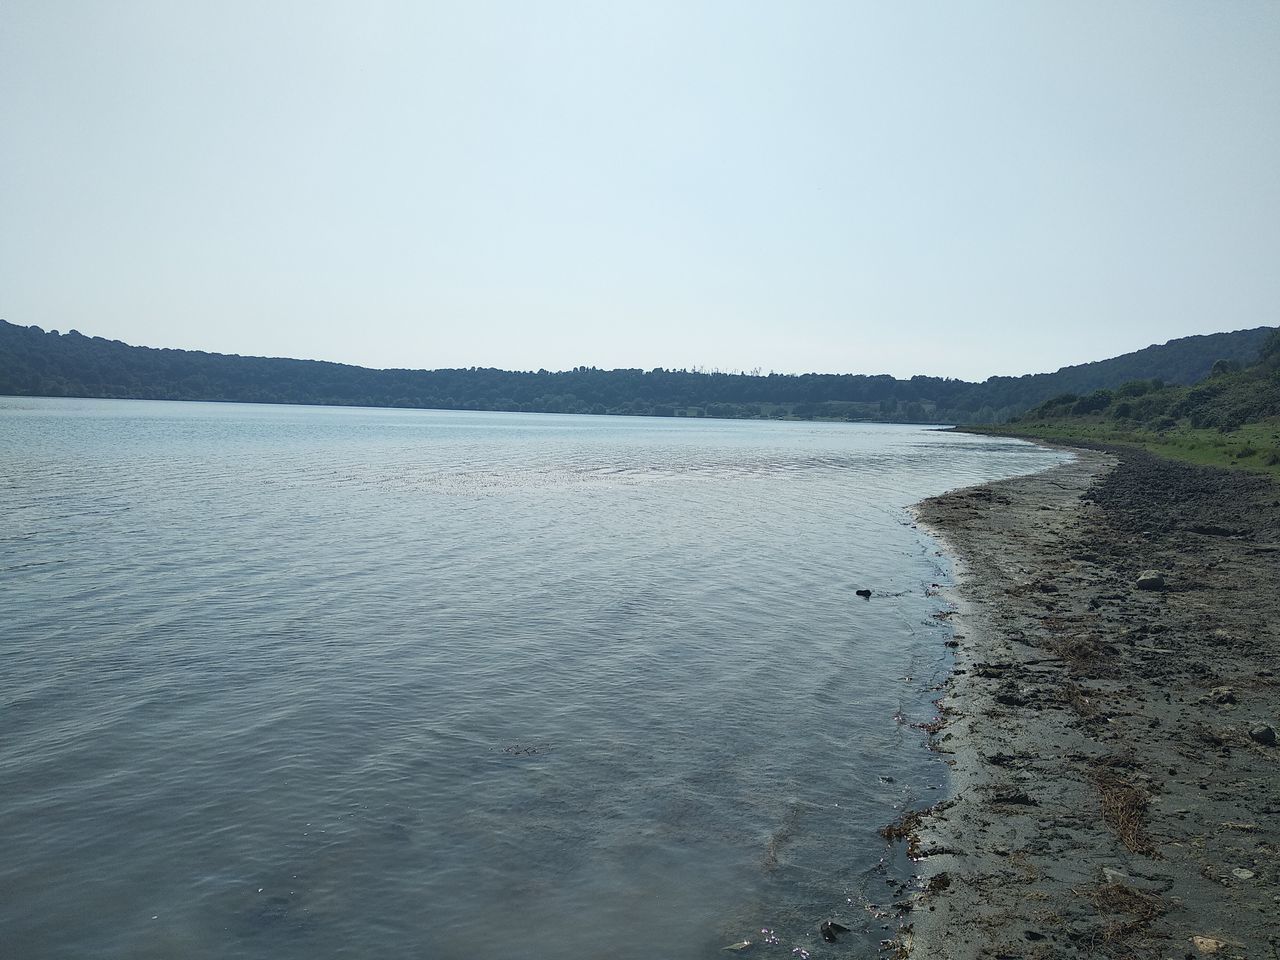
[1091,770,1158,856]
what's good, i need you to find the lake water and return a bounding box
[0,398,1067,959]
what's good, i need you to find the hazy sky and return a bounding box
[2,2,1277,380]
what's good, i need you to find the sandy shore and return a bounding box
[900,445,1279,959]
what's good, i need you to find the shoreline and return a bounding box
[899,444,1279,958]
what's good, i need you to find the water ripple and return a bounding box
[0,399,1067,960]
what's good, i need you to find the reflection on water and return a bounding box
[0,399,1067,959]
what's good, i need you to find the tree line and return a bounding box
[0,320,1272,424]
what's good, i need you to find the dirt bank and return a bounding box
[904,447,1280,959]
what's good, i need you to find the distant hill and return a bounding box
[948,328,1275,419]
[0,319,1273,424]
[1003,328,1280,472]
[1020,328,1280,432]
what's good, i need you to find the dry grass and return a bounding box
[1008,848,1043,881]
[1046,633,1126,678]
[1082,881,1164,943]
[1092,770,1158,856]
[1062,680,1100,717]
[1218,820,1259,833]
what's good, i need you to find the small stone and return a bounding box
[1248,723,1276,745]
[1231,868,1254,880]
[1210,686,1237,705]
[1191,935,1228,953]
[1136,571,1165,591]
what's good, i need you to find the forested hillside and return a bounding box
[1021,329,1280,433]
[1001,328,1280,473]
[0,320,1272,424]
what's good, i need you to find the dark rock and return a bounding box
[1187,523,1236,537]
[995,683,1029,706]
[1249,724,1276,746]
[974,662,1011,678]
[1136,571,1166,591]
[926,872,951,892]
[983,752,1021,767]
[915,844,963,857]
[820,921,850,943]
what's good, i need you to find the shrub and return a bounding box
[1210,359,1242,377]
[1116,380,1153,398]
[1071,389,1114,415]
[1260,329,1280,361]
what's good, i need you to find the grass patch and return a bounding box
[973,417,1280,479]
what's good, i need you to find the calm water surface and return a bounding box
[0,399,1068,959]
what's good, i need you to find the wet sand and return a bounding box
[904,446,1280,959]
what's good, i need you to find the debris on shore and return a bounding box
[898,448,1280,959]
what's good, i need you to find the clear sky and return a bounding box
[2,1,1277,381]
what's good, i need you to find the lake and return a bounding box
[0,398,1067,959]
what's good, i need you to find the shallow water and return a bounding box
[0,399,1067,959]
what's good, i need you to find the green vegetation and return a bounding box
[983,329,1280,477]
[0,319,1273,425]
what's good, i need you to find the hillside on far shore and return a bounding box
[985,327,1280,475]
[0,319,1273,426]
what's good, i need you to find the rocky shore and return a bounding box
[904,446,1280,959]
